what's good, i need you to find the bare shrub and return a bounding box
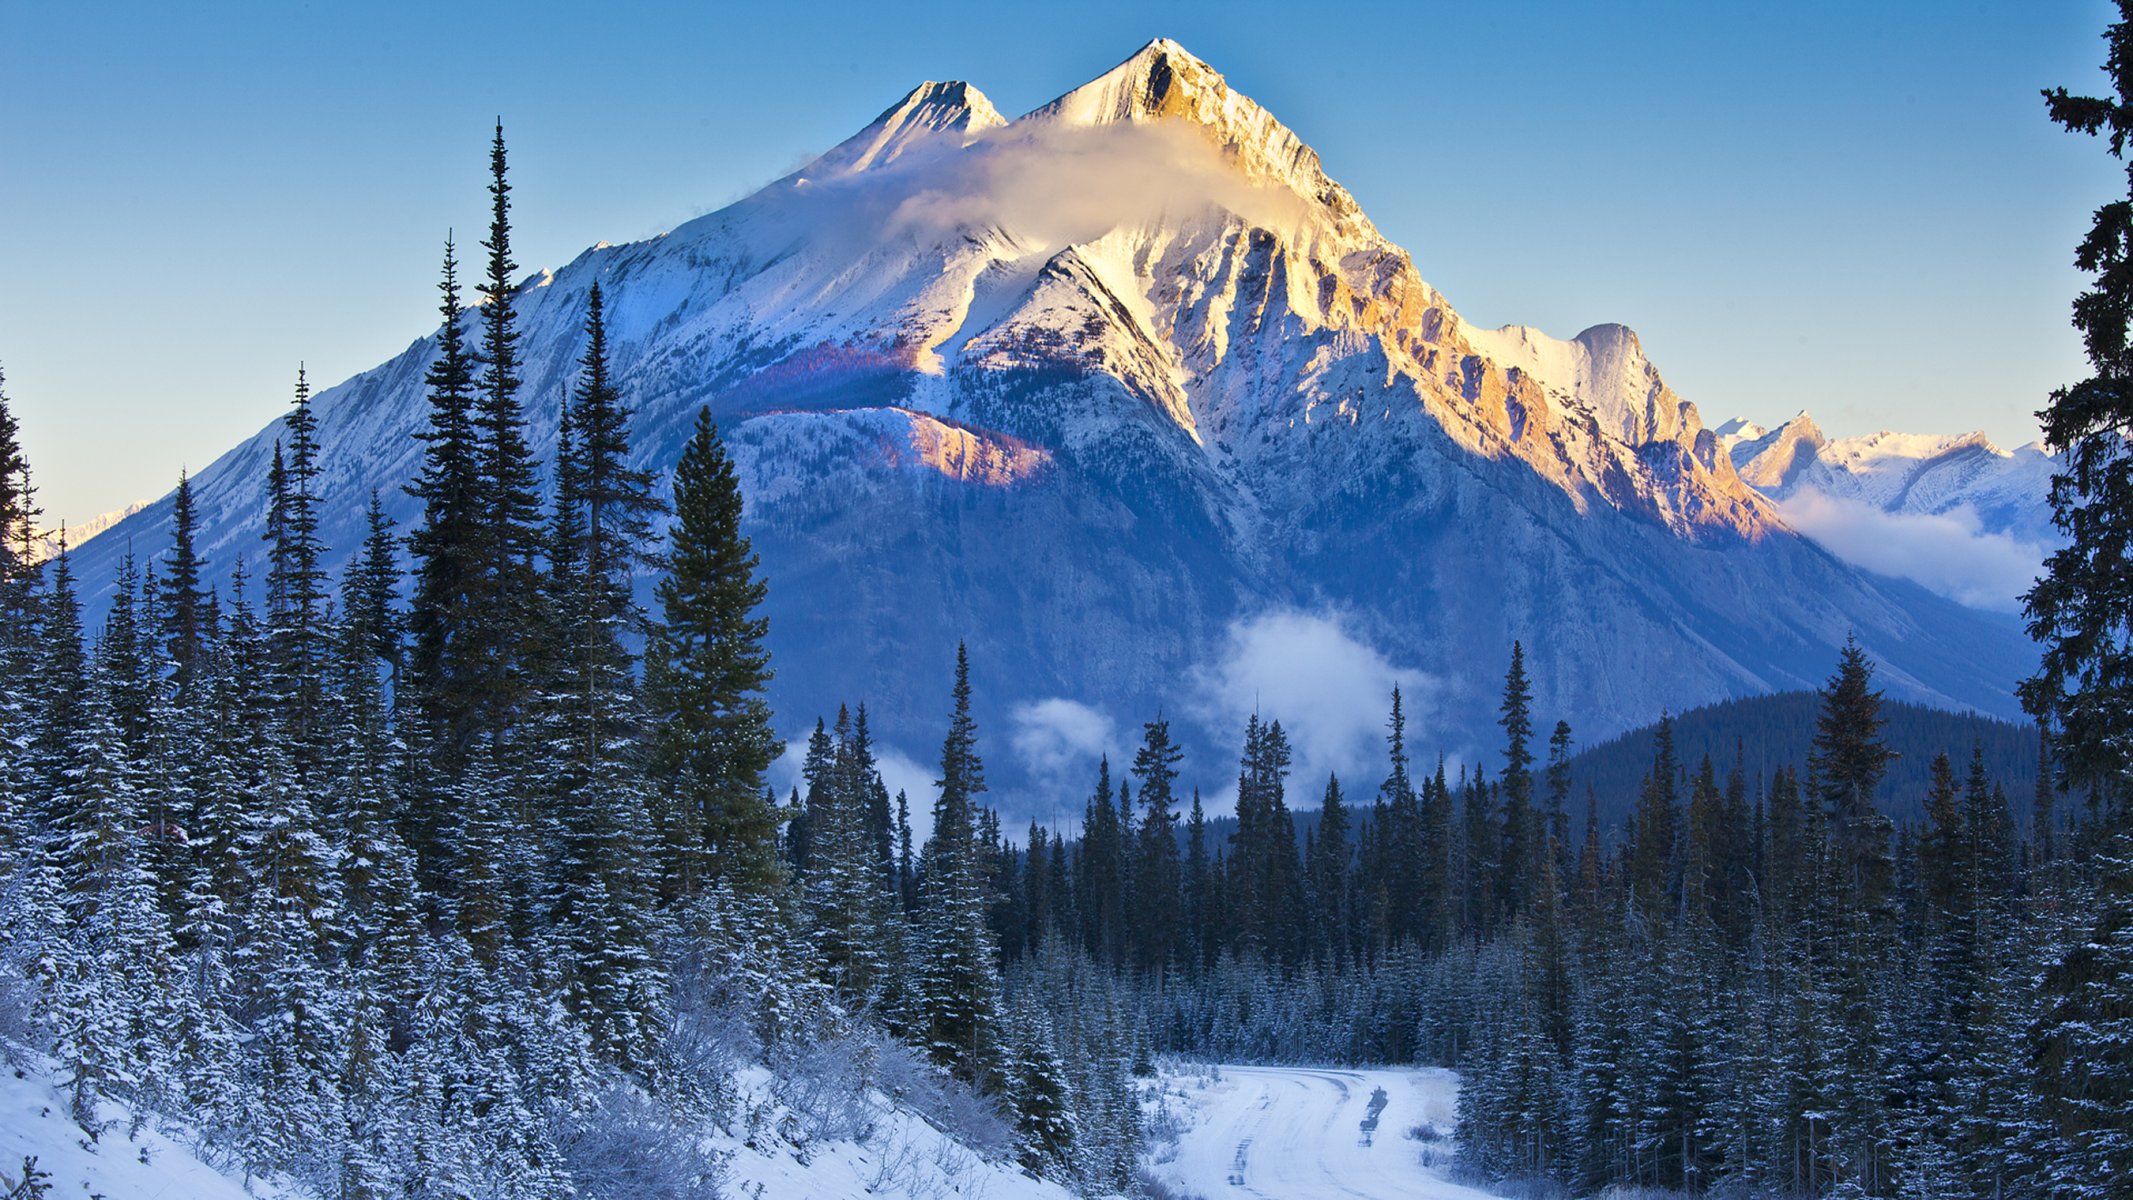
[872,1041,1015,1162]
[553,1084,729,1200]
[767,1030,878,1145]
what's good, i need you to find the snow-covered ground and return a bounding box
[0,1046,1070,1200]
[1145,1063,1503,1200]
[0,1053,305,1200]
[713,1064,1075,1200]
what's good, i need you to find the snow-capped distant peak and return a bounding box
[1713,416,1767,444]
[805,79,1006,176]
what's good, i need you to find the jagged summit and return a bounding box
[1017,37,1369,229]
[805,79,1005,176]
[1024,37,1220,126]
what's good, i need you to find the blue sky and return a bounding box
[1,0,2117,527]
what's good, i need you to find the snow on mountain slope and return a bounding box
[1719,413,2056,611]
[1727,412,2056,544]
[32,499,148,562]
[70,38,2035,805]
[0,1051,308,1200]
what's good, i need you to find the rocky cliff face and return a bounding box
[71,39,2034,808]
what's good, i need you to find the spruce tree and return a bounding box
[542,281,668,1067]
[1813,637,1896,909]
[469,121,544,753]
[161,469,211,698]
[2025,0,2133,820]
[0,366,33,613]
[916,644,1004,1088]
[646,407,783,899]
[2022,23,2133,1191]
[1130,713,1183,976]
[264,367,330,772]
[406,234,483,764]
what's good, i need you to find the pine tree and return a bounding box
[646,409,782,907]
[264,367,331,774]
[407,233,484,765]
[2021,23,2133,1192]
[1498,641,1538,919]
[1813,638,1897,907]
[1130,713,1183,976]
[469,121,544,757]
[916,644,1004,1088]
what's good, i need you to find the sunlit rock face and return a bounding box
[74,39,2032,810]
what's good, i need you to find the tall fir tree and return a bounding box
[2021,15,2133,1185]
[406,233,484,766]
[916,644,1004,1088]
[1130,714,1183,977]
[646,407,783,899]
[469,121,544,757]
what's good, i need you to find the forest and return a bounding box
[1,97,2130,1200]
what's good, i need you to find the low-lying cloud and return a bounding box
[1010,697,1120,779]
[1186,609,1439,809]
[1778,489,2047,613]
[882,120,1313,251]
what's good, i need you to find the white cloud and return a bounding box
[1185,609,1439,810]
[880,120,1312,252]
[1778,489,2047,613]
[1009,697,1119,781]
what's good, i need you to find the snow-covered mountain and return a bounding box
[69,39,2034,805]
[1711,413,2056,613]
[1721,412,2056,546]
[35,499,149,563]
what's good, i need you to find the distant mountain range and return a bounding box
[66,39,2040,813]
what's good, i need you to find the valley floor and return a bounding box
[1145,1064,1502,1200]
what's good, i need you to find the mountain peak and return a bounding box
[1731,411,1827,491]
[1027,38,1219,127]
[805,79,1005,176]
[1020,37,1369,234]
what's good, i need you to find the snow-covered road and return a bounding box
[1146,1064,1504,1200]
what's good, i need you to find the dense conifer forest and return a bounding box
[3,27,2133,1197]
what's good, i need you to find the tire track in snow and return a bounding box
[1150,1065,1506,1200]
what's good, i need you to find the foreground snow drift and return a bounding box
[1145,1063,1503,1200]
[0,1048,1073,1200]
[0,1052,306,1200]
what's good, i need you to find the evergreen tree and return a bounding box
[1814,637,1897,909]
[646,407,782,899]
[542,280,668,1067]
[264,366,331,772]
[2021,25,2133,1193]
[406,234,484,765]
[1498,641,1538,918]
[0,366,35,620]
[2025,0,2133,822]
[468,121,544,755]
[916,644,1004,1088]
[1130,713,1183,976]
[1309,773,1353,970]
[160,469,211,698]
